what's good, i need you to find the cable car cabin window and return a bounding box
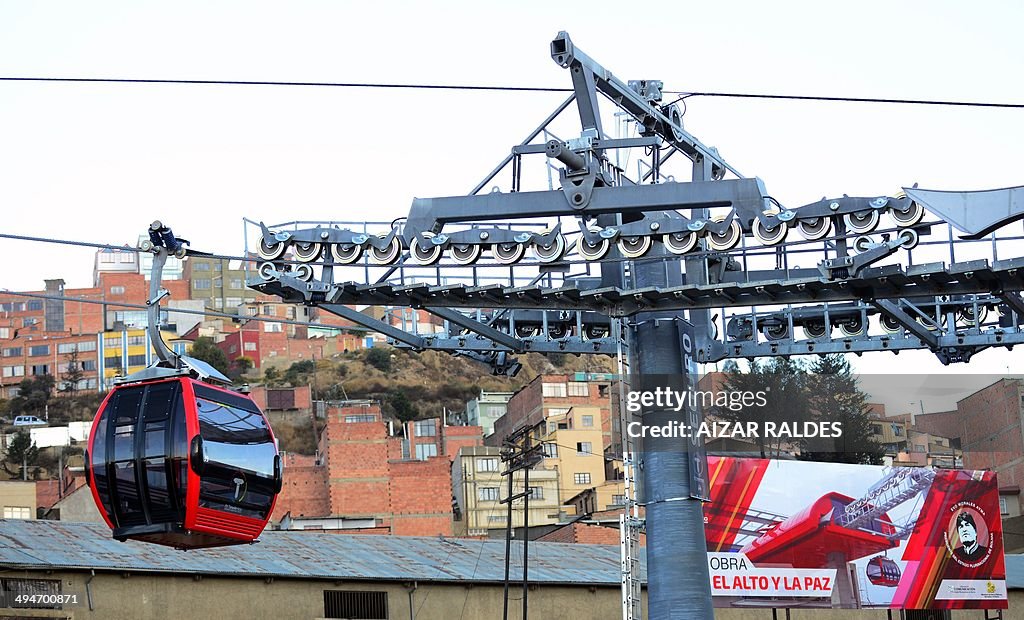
[92,380,188,529]
[194,386,276,520]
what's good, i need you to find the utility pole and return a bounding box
[500,423,544,620]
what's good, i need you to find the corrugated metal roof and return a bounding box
[0,520,644,586]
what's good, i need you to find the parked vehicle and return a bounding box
[13,415,46,427]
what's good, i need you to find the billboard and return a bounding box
[702,458,1006,609]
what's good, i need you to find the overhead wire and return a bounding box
[1,76,1022,108]
[0,289,373,333]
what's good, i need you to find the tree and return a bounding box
[60,349,84,398]
[284,360,315,386]
[364,348,392,373]
[720,357,812,458]
[9,375,56,416]
[801,354,885,465]
[387,389,419,422]
[263,366,281,386]
[188,337,230,375]
[2,431,39,479]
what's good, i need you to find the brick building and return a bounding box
[271,402,468,536]
[489,373,615,448]
[402,417,483,461]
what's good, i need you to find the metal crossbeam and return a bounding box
[425,307,525,351]
[319,303,425,349]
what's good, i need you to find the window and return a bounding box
[542,382,567,398]
[568,382,589,397]
[99,250,115,263]
[246,306,258,317]
[576,441,592,456]
[119,252,135,263]
[2,366,24,378]
[193,262,211,271]
[478,487,500,501]
[109,286,126,295]
[244,342,257,351]
[2,506,30,520]
[487,515,507,523]
[27,301,43,311]
[542,443,558,458]
[230,278,244,289]
[193,279,212,290]
[871,424,882,435]
[477,457,499,472]
[528,486,543,500]
[81,360,97,371]
[31,364,48,376]
[264,322,282,333]
[574,473,591,485]
[323,590,388,620]
[345,414,376,423]
[57,341,97,354]
[262,305,273,315]
[414,420,436,437]
[612,494,627,505]
[2,347,21,357]
[104,356,123,369]
[104,336,121,348]
[0,328,7,339]
[22,318,37,328]
[126,335,146,346]
[582,415,594,427]
[415,443,437,460]
[286,306,297,319]
[892,424,903,437]
[1000,496,1010,515]
[127,354,147,366]
[29,345,49,357]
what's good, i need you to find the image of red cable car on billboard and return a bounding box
[701,457,1006,610]
[85,223,282,550]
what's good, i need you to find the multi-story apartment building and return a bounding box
[488,373,615,448]
[465,390,514,438]
[402,417,482,461]
[182,256,254,311]
[451,446,560,536]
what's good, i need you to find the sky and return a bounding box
[1,0,1023,384]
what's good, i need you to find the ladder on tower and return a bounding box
[616,317,644,620]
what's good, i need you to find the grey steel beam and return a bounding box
[870,300,939,348]
[425,307,525,351]
[551,31,741,179]
[999,292,1024,317]
[319,304,425,349]
[709,330,1023,363]
[905,185,1024,239]
[390,335,618,355]
[404,177,767,236]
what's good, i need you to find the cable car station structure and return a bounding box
[242,33,1024,619]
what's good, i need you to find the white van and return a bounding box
[13,415,46,427]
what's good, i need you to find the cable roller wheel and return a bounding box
[853,236,875,253]
[879,314,902,334]
[576,235,610,261]
[330,243,362,265]
[617,235,652,259]
[763,323,789,341]
[450,244,482,265]
[257,262,277,280]
[802,322,829,339]
[844,210,880,234]
[258,237,288,261]
[368,235,402,265]
[706,218,741,251]
[409,236,443,265]
[891,192,926,227]
[797,217,832,241]
[533,234,566,263]
[663,231,699,255]
[294,264,314,282]
[292,241,322,263]
[897,228,919,250]
[752,218,788,246]
[839,316,866,337]
[492,242,526,264]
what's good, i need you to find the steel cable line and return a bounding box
[1,76,1022,108]
[0,289,373,333]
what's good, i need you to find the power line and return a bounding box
[0,289,373,333]
[1,76,1021,108]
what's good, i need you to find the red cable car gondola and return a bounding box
[85,222,282,549]
[865,556,902,587]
